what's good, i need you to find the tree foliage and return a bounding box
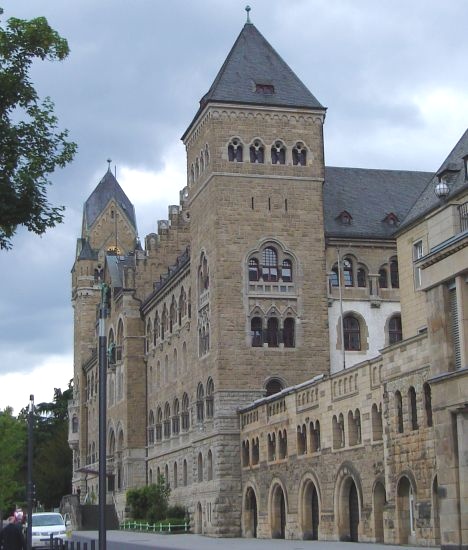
[0,7,77,249]
[0,407,27,515]
[126,475,171,522]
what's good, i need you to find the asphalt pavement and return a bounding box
[72,531,428,550]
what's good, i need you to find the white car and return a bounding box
[31,512,68,548]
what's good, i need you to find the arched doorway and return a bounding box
[195,502,203,534]
[373,481,386,543]
[397,476,414,544]
[271,484,286,539]
[244,487,258,538]
[349,482,359,542]
[302,480,320,540]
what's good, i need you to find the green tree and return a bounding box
[127,475,171,522]
[0,7,77,250]
[0,407,27,517]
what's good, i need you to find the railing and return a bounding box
[459,201,468,232]
[120,520,189,533]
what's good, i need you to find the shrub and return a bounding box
[166,505,186,519]
[126,474,171,522]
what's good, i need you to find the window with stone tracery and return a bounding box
[228,137,243,162]
[271,140,286,164]
[292,141,307,166]
[249,139,265,163]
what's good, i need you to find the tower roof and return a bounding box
[183,22,324,139]
[83,169,137,232]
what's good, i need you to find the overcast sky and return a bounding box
[0,0,467,413]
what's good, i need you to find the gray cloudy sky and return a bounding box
[0,0,467,412]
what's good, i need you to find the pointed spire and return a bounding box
[245,5,251,24]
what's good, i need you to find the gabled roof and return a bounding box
[400,128,468,230]
[83,170,137,232]
[323,167,433,239]
[183,23,324,139]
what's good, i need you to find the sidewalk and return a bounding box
[72,531,427,550]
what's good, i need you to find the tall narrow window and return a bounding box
[249,258,260,282]
[251,317,263,347]
[197,453,203,482]
[343,315,361,351]
[267,317,279,347]
[449,285,462,370]
[271,141,286,164]
[249,140,265,163]
[181,393,190,431]
[379,267,388,289]
[196,383,204,422]
[206,378,214,418]
[228,138,243,162]
[262,247,278,282]
[357,267,366,288]
[395,391,403,433]
[390,258,399,288]
[343,258,353,286]
[413,240,424,289]
[389,315,402,344]
[292,142,307,166]
[281,259,292,282]
[283,318,295,348]
[408,387,418,430]
[330,266,339,287]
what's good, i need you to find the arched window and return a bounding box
[267,317,279,347]
[330,265,339,288]
[343,258,353,286]
[172,398,180,435]
[164,464,169,488]
[395,391,403,433]
[268,433,276,461]
[154,313,159,346]
[170,296,177,332]
[179,288,186,325]
[249,258,260,282]
[390,257,399,288]
[249,139,265,163]
[181,393,190,431]
[379,267,388,289]
[389,315,402,344]
[281,259,292,282]
[156,407,163,441]
[228,138,243,162]
[148,410,155,444]
[207,450,213,481]
[161,306,167,340]
[251,317,263,347]
[408,386,418,430]
[146,319,152,352]
[278,429,287,459]
[423,383,433,427]
[357,267,366,288]
[371,403,383,441]
[262,247,278,282]
[206,378,214,418]
[271,140,286,165]
[196,383,204,422]
[72,416,79,433]
[204,144,209,166]
[173,461,178,488]
[164,402,171,438]
[197,453,203,482]
[283,318,295,348]
[265,378,283,397]
[183,459,188,486]
[292,142,307,166]
[343,315,361,350]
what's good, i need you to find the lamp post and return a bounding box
[98,283,109,550]
[26,394,34,550]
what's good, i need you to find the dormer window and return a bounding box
[255,83,274,94]
[383,212,399,226]
[337,210,352,225]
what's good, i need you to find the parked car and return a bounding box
[31,512,67,548]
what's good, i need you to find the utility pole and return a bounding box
[26,394,34,550]
[98,283,109,550]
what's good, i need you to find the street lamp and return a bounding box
[27,394,34,550]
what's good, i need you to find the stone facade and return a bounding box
[69,20,468,549]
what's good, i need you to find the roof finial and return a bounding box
[245,5,251,23]
[107,158,112,172]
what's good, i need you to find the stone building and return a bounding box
[69,18,468,549]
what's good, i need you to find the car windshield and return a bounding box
[32,514,64,527]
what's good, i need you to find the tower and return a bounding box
[179,20,330,534]
[70,167,138,494]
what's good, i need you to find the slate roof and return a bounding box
[77,238,98,261]
[323,166,433,239]
[183,23,324,139]
[83,169,136,231]
[400,128,468,229]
